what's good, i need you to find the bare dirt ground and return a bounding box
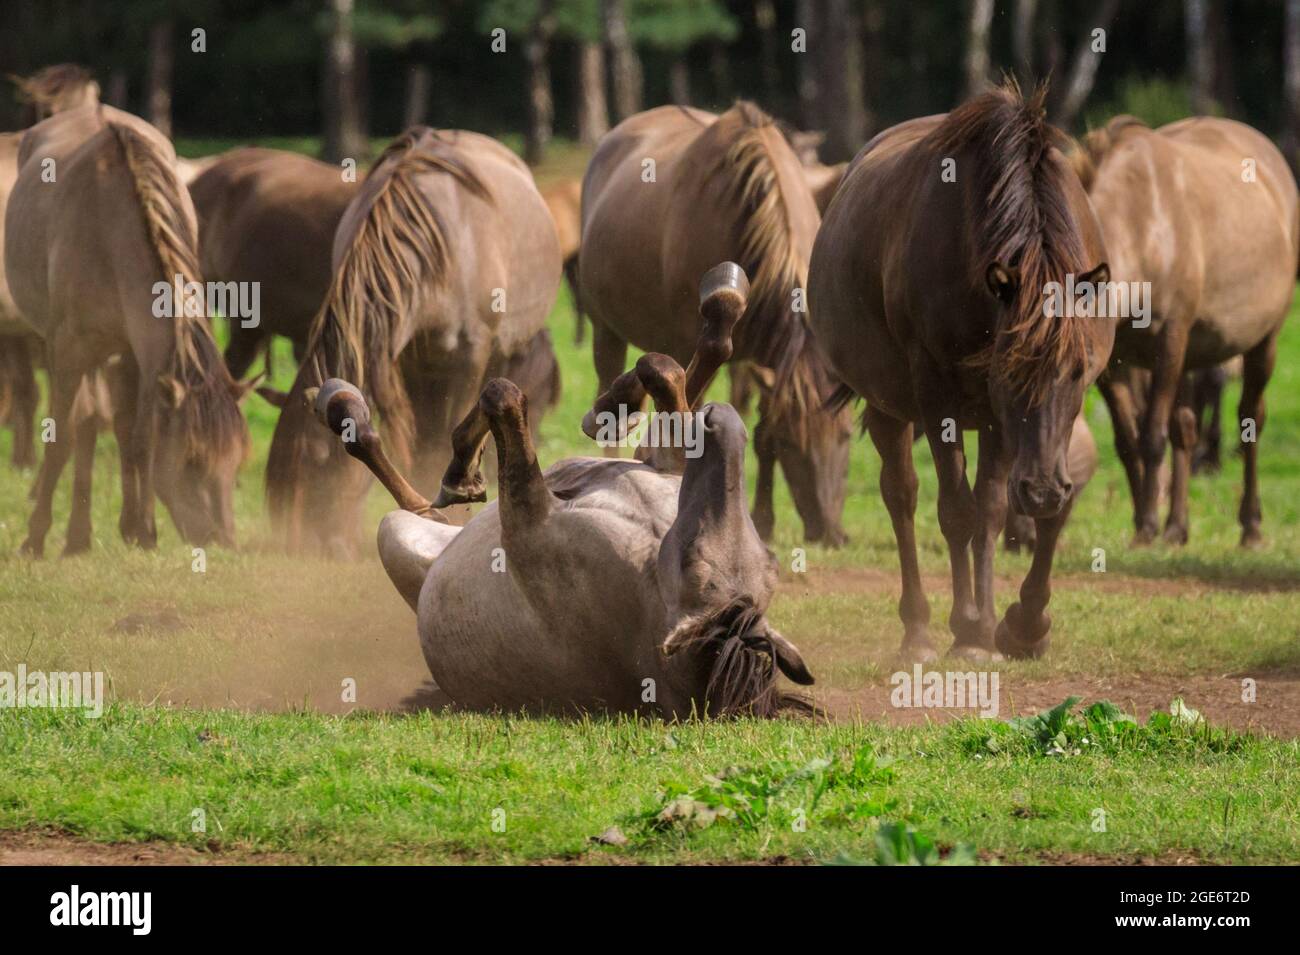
[0,830,292,866]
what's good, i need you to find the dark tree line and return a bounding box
[1,1,1297,170]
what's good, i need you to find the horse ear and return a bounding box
[228,371,266,404]
[985,262,1019,305]
[765,626,815,685]
[1080,261,1110,287]
[255,385,289,409]
[156,374,186,409]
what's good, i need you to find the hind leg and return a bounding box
[1162,375,1196,545]
[9,336,39,470]
[751,416,777,543]
[22,351,85,558]
[1134,322,1189,545]
[63,391,99,556]
[1237,332,1277,548]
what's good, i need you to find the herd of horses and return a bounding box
[1,64,1296,717]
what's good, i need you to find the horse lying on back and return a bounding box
[310,264,813,717]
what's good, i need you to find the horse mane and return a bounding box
[708,101,839,446]
[928,79,1091,406]
[302,126,491,461]
[1069,114,1150,190]
[108,118,245,463]
[11,64,98,115]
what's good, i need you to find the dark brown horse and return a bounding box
[579,102,852,546]
[809,82,1113,661]
[1074,115,1299,547]
[188,147,359,379]
[265,127,561,557]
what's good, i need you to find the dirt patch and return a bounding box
[0,829,293,866]
[818,670,1300,736]
[788,565,1300,599]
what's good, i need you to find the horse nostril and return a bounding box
[1060,480,1074,500]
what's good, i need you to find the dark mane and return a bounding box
[709,101,842,445]
[108,119,246,463]
[929,80,1090,405]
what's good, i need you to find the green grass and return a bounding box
[3,171,1300,860]
[3,705,1296,864]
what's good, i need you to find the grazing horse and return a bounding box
[0,66,102,470]
[580,102,852,547]
[1073,115,1300,547]
[809,82,1113,661]
[312,263,812,716]
[5,103,250,555]
[188,147,359,378]
[265,127,561,557]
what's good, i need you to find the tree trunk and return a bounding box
[403,63,431,129]
[1284,0,1300,170]
[669,56,690,106]
[1053,0,1121,130]
[797,0,822,131]
[323,0,366,164]
[965,0,995,99]
[524,0,557,166]
[1013,0,1039,84]
[1186,0,1215,114]
[821,0,865,162]
[577,42,609,146]
[147,20,174,138]
[755,0,779,104]
[603,0,642,121]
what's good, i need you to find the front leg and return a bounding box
[966,423,1011,658]
[995,498,1072,659]
[1134,322,1189,545]
[751,416,776,542]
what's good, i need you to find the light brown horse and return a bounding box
[540,177,586,344]
[265,127,561,557]
[0,66,102,470]
[1074,115,1300,547]
[580,102,852,546]
[189,147,360,378]
[809,82,1114,661]
[5,103,250,555]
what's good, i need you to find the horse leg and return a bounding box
[21,360,82,558]
[864,406,935,662]
[63,390,99,556]
[1134,323,1188,545]
[130,375,160,549]
[565,254,586,346]
[434,401,491,508]
[751,415,777,542]
[1192,365,1226,474]
[994,498,1072,659]
[481,379,553,529]
[591,319,628,458]
[9,336,39,470]
[109,356,142,545]
[1162,375,1197,545]
[1096,369,1144,526]
[919,417,980,658]
[1237,331,1277,548]
[968,425,1012,656]
[224,323,268,381]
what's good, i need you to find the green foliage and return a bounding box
[965,697,1249,758]
[828,823,978,866]
[629,0,738,51]
[1084,76,1202,131]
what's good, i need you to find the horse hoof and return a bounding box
[948,643,1001,663]
[751,510,775,543]
[1240,528,1264,550]
[819,525,849,549]
[1130,528,1156,548]
[1162,524,1189,546]
[993,603,1051,660]
[433,476,487,509]
[896,637,940,665]
[19,539,44,559]
[61,540,91,558]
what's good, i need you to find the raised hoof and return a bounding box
[1162,523,1189,546]
[994,603,1052,660]
[432,476,487,509]
[947,643,1002,663]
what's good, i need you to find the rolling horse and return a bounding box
[265,127,561,557]
[1073,115,1300,547]
[579,102,852,547]
[808,81,1114,662]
